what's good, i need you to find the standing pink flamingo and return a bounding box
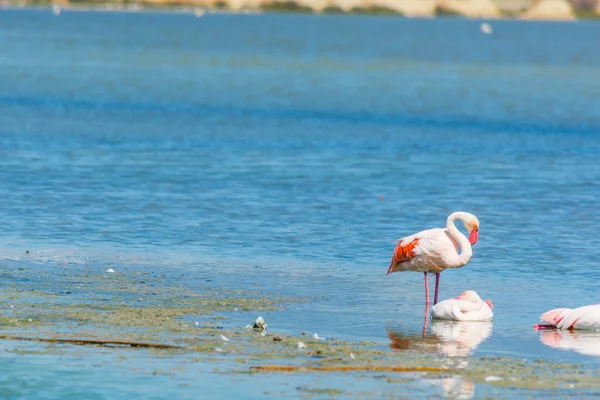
[386,211,480,307]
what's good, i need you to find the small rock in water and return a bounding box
[106,268,115,273]
[246,316,267,333]
[485,376,502,382]
[350,353,356,359]
[220,334,230,342]
[297,341,306,349]
[272,336,282,342]
[312,333,325,341]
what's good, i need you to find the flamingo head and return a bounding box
[455,290,494,309]
[463,214,480,246]
[454,290,482,303]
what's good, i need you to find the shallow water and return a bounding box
[1,9,600,398]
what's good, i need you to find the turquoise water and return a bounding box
[1,9,600,398]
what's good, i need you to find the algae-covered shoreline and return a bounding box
[2,262,600,398]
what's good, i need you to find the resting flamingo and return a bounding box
[536,305,600,331]
[386,211,480,307]
[431,290,494,322]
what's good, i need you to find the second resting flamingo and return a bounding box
[386,211,480,307]
[537,305,600,331]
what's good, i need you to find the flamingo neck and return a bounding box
[446,212,473,266]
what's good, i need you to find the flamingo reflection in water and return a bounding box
[440,377,475,400]
[387,320,493,358]
[419,374,476,400]
[538,329,600,357]
[387,320,489,400]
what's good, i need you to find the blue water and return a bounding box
[1,8,600,398]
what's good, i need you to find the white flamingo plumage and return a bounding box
[431,290,494,322]
[386,211,480,307]
[537,305,600,331]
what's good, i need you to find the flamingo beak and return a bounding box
[454,294,464,300]
[485,300,494,309]
[469,227,479,245]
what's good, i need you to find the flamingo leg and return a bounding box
[424,272,430,307]
[434,273,440,305]
[422,304,430,337]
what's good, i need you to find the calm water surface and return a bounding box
[1,9,600,398]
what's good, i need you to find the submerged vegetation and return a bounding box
[2,264,600,395]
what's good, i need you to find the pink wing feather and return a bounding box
[386,237,420,275]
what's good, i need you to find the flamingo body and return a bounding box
[540,305,600,331]
[387,228,466,275]
[386,212,480,307]
[431,290,494,322]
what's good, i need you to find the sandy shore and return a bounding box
[3,0,599,20]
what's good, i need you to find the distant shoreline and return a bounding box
[2,1,600,20]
